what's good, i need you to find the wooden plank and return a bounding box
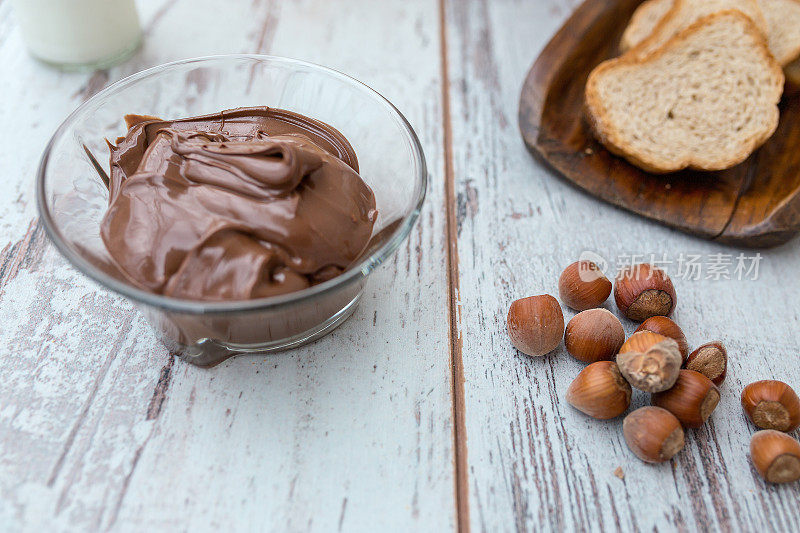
[445,0,800,531]
[0,0,455,530]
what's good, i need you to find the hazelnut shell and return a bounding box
[620,331,670,355]
[635,316,689,361]
[614,264,677,322]
[565,308,625,363]
[623,406,685,463]
[558,261,612,311]
[652,370,720,428]
[507,295,564,356]
[750,430,800,484]
[685,342,728,385]
[566,361,632,419]
[617,338,682,393]
[741,380,800,432]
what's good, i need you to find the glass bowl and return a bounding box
[36,55,426,366]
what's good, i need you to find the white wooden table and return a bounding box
[2,0,799,531]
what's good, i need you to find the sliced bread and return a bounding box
[622,0,800,66]
[620,0,673,52]
[760,0,800,64]
[631,0,768,59]
[586,11,784,173]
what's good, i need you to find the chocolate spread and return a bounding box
[100,107,377,301]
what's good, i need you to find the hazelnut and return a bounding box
[685,342,728,386]
[635,316,689,361]
[741,380,800,433]
[558,261,612,311]
[614,263,677,322]
[564,309,625,363]
[619,330,669,354]
[750,430,800,484]
[616,332,682,392]
[652,370,720,428]
[623,407,685,463]
[507,294,564,356]
[566,361,632,419]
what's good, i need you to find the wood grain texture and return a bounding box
[0,0,455,531]
[446,0,800,530]
[439,0,471,530]
[518,0,800,248]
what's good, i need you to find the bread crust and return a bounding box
[620,0,674,53]
[622,0,800,66]
[586,10,784,174]
[631,0,768,60]
[761,0,800,65]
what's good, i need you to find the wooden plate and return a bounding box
[518,0,800,248]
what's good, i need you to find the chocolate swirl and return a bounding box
[100,107,377,301]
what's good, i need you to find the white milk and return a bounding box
[12,0,141,68]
